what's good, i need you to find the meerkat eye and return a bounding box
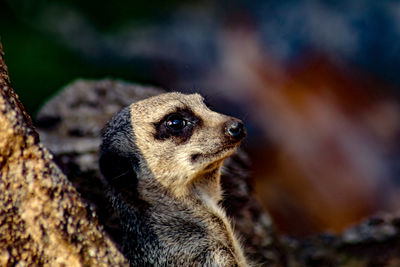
[165,114,187,132]
[154,109,200,142]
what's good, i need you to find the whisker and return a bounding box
[110,170,131,181]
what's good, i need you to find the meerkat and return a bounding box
[99,92,249,266]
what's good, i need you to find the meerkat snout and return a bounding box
[99,92,250,266]
[225,119,246,140]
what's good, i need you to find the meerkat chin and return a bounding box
[99,92,249,266]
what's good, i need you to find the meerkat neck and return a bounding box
[190,166,249,267]
[194,174,249,267]
[137,167,249,266]
[139,164,224,202]
[190,166,223,203]
[139,171,222,204]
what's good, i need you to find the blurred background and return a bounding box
[1,0,400,236]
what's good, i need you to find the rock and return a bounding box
[36,79,285,266]
[286,214,400,266]
[0,42,129,266]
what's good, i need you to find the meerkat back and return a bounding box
[99,92,249,266]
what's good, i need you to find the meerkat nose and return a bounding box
[226,120,246,140]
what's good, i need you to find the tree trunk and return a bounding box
[0,42,129,266]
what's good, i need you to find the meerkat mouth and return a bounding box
[191,145,237,163]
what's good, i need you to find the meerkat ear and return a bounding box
[99,150,137,184]
[99,106,140,198]
[99,150,139,198]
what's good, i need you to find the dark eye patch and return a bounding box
[154,108,202,144]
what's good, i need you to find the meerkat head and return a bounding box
[99,92,245,200]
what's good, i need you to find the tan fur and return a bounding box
[131,94,228,197]
[100,92,249,266]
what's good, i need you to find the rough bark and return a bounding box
[0,43,129,266]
